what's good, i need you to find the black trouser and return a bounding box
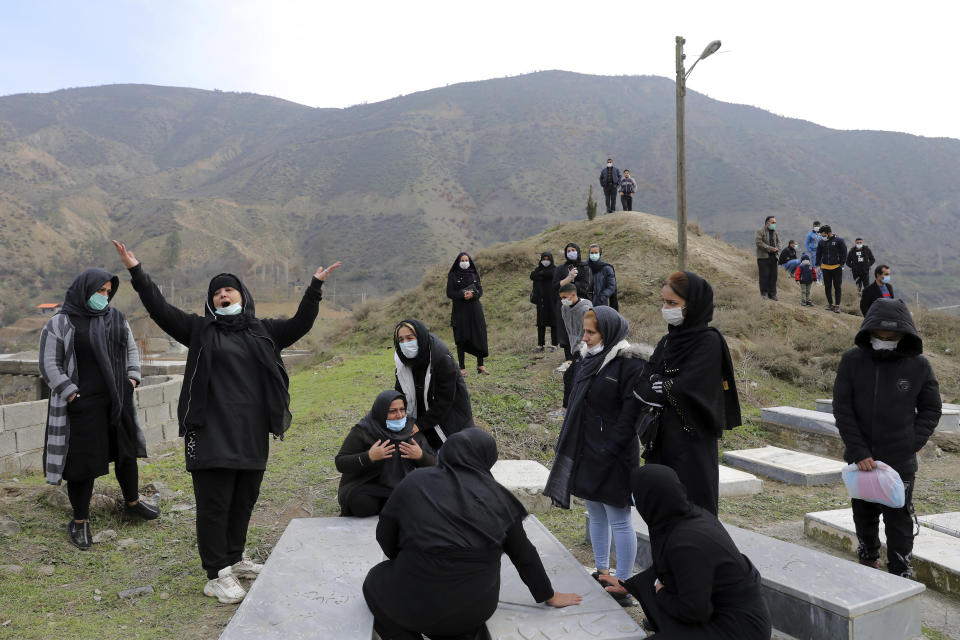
[363,581,483,640]
[620,194,633,211]
[822,267,842,306]
[562,354,579,409]
[852,268,869,293]
[537,324,558,347]
[603,185,617,212]
[345,484,393,517]
[66,457,140,520]
[457,346,483,370]
[852,475,916,576]
[192,468,265,579]
[756,257,778,297]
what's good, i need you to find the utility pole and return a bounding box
[675,36,687,271]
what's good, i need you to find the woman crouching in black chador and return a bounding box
[633,271,741,515]
[39,268,159,550]
[113,240,340,605]
[362,429,582,640]
[335,390,435,517]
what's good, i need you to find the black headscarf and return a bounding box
[205,271,253,332]
[62,268,128,426]
[632,464,700,570]
[394,319,433,369]
[563,243,583,266]
[449,252,479,288]
[381,429,526,549]
[358,390,418,488]
[539,251,555,267]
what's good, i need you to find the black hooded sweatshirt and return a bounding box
[335,390,435,515]
[833,298,941,476]
[128,263,324,470]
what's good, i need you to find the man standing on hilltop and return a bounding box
[755,216,781,300]
[599,158,621,214]
[618,169,637,212]
[805,221,823,284]
[816,225,847,313]
[846,237,876,296]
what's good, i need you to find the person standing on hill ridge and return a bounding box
[846,238,876,296]
[587,244,618,309]
[553,243,593,364]
[618,169,637,212]
[860,264,895,316]
[754,216,781,300]
[794,254,818,307]
[446,253,489,376]
[599,158,622,214]
[804,221,823,284]
[530,252,559,352]
[816,225,847,313]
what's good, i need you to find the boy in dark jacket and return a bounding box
[794,254,818,306]
[846,238,876,295]
[833,298,941,578]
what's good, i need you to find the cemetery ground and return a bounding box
[2,346,960,639]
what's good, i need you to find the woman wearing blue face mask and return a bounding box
[394,319,474,451]
[633,271,741,516]
[446,252,489,376]
[112,240,340,604]
[40,268,158,551]
[335,391,435,517]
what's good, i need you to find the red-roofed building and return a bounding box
[36,303,61,315]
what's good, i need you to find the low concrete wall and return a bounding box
[0,375,183,477]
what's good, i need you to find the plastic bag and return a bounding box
[841,461,905,508]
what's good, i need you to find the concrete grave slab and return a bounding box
[718,465,763,496]
[626,512,923,640]
[761,406,839,436]
[491,460,551,512]
[723,446,845,486]
[220,517,382,640]
[815,398,832,413]
[919,512,960,538]
[806,508,960,596]
[490,514,645,639]
[814,398,959,432]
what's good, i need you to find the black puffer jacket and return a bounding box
[833,298,941,476]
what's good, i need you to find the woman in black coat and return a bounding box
[552,243,593,360]
[529,251,559,351]
[446,252,489,376]
[38,268,158,550]
[335,390,435,517]
[544,306,646,602]
[362,429,581,640]
[394,319,474,451]
[600,465,771,639]
[113,240,340,604]
[634,271,741,516]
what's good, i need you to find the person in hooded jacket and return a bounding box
[394,319,474,451]
[833,298,941,577]
[113,240,340,604]
[363,429,582,640]
[544,306,646,604]
[553,243,593,360]
[529,252,559,351]
[599,465,772,639]
[634,271,741,515]
[335,390,435,517]
[446,253,489,376]
[846,238,876,295]
[39,268,159,550]
[587,244,618,309]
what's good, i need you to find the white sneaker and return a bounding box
[231,557,263,580]
[203,567,247,604]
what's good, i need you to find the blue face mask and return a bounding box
[768,223,776,230]
[87,293,109,311]
[881,275,891,284]
[215,302,243,316]
[589,253,600,262]
[385,418,406,432]
[399,340,418,358]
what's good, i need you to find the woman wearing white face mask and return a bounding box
[553,243,593,361]
[394,319,475,451]
[446,253,489,376]
[112,240,340,604]
[529,252,559,352]
[633,271,741,516]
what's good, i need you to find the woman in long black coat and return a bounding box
[600,465,771,639]
[529,251,559,351]
[335,390,435,517]
[362,429,581,640]
[446,252,489,376]
[113,240,340,604]
[39,268,159,550]
[633,271,741,515]
[394,319,474,451]
[552,243,592,360]
[544,306,646,602]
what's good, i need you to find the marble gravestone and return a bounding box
[919,512,960,538]
[723,446,846,486]
[220,517,382,640]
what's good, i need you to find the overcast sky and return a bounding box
[2,0,958,140]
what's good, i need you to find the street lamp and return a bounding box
[675,37,721,270]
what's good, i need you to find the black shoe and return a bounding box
[768,295,778,301]
[68,520,92,550]
[125,498,160,520]
[833,306,841,314]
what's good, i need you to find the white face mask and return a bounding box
[566,251,578,261]
[215,302,242,316]
[662,306,685,326]
[459,261,471,270]
[589,253,600,262]
[607,162,613,167]
[813,227,820,233]
[560,298,573,307]
[870,336,900,351]
[541,259,551,267]
[399,340,419,358]
[856,243,863,249]
[587,343,604,355]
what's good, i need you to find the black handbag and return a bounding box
[636,404,663,458]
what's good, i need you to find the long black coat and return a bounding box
[530,262,558,328]
[834,298,941,476]
[446,270,489,358]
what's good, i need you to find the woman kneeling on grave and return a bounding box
[363,429,581,640]
[335,390,435,517]
[599,465,772,639]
